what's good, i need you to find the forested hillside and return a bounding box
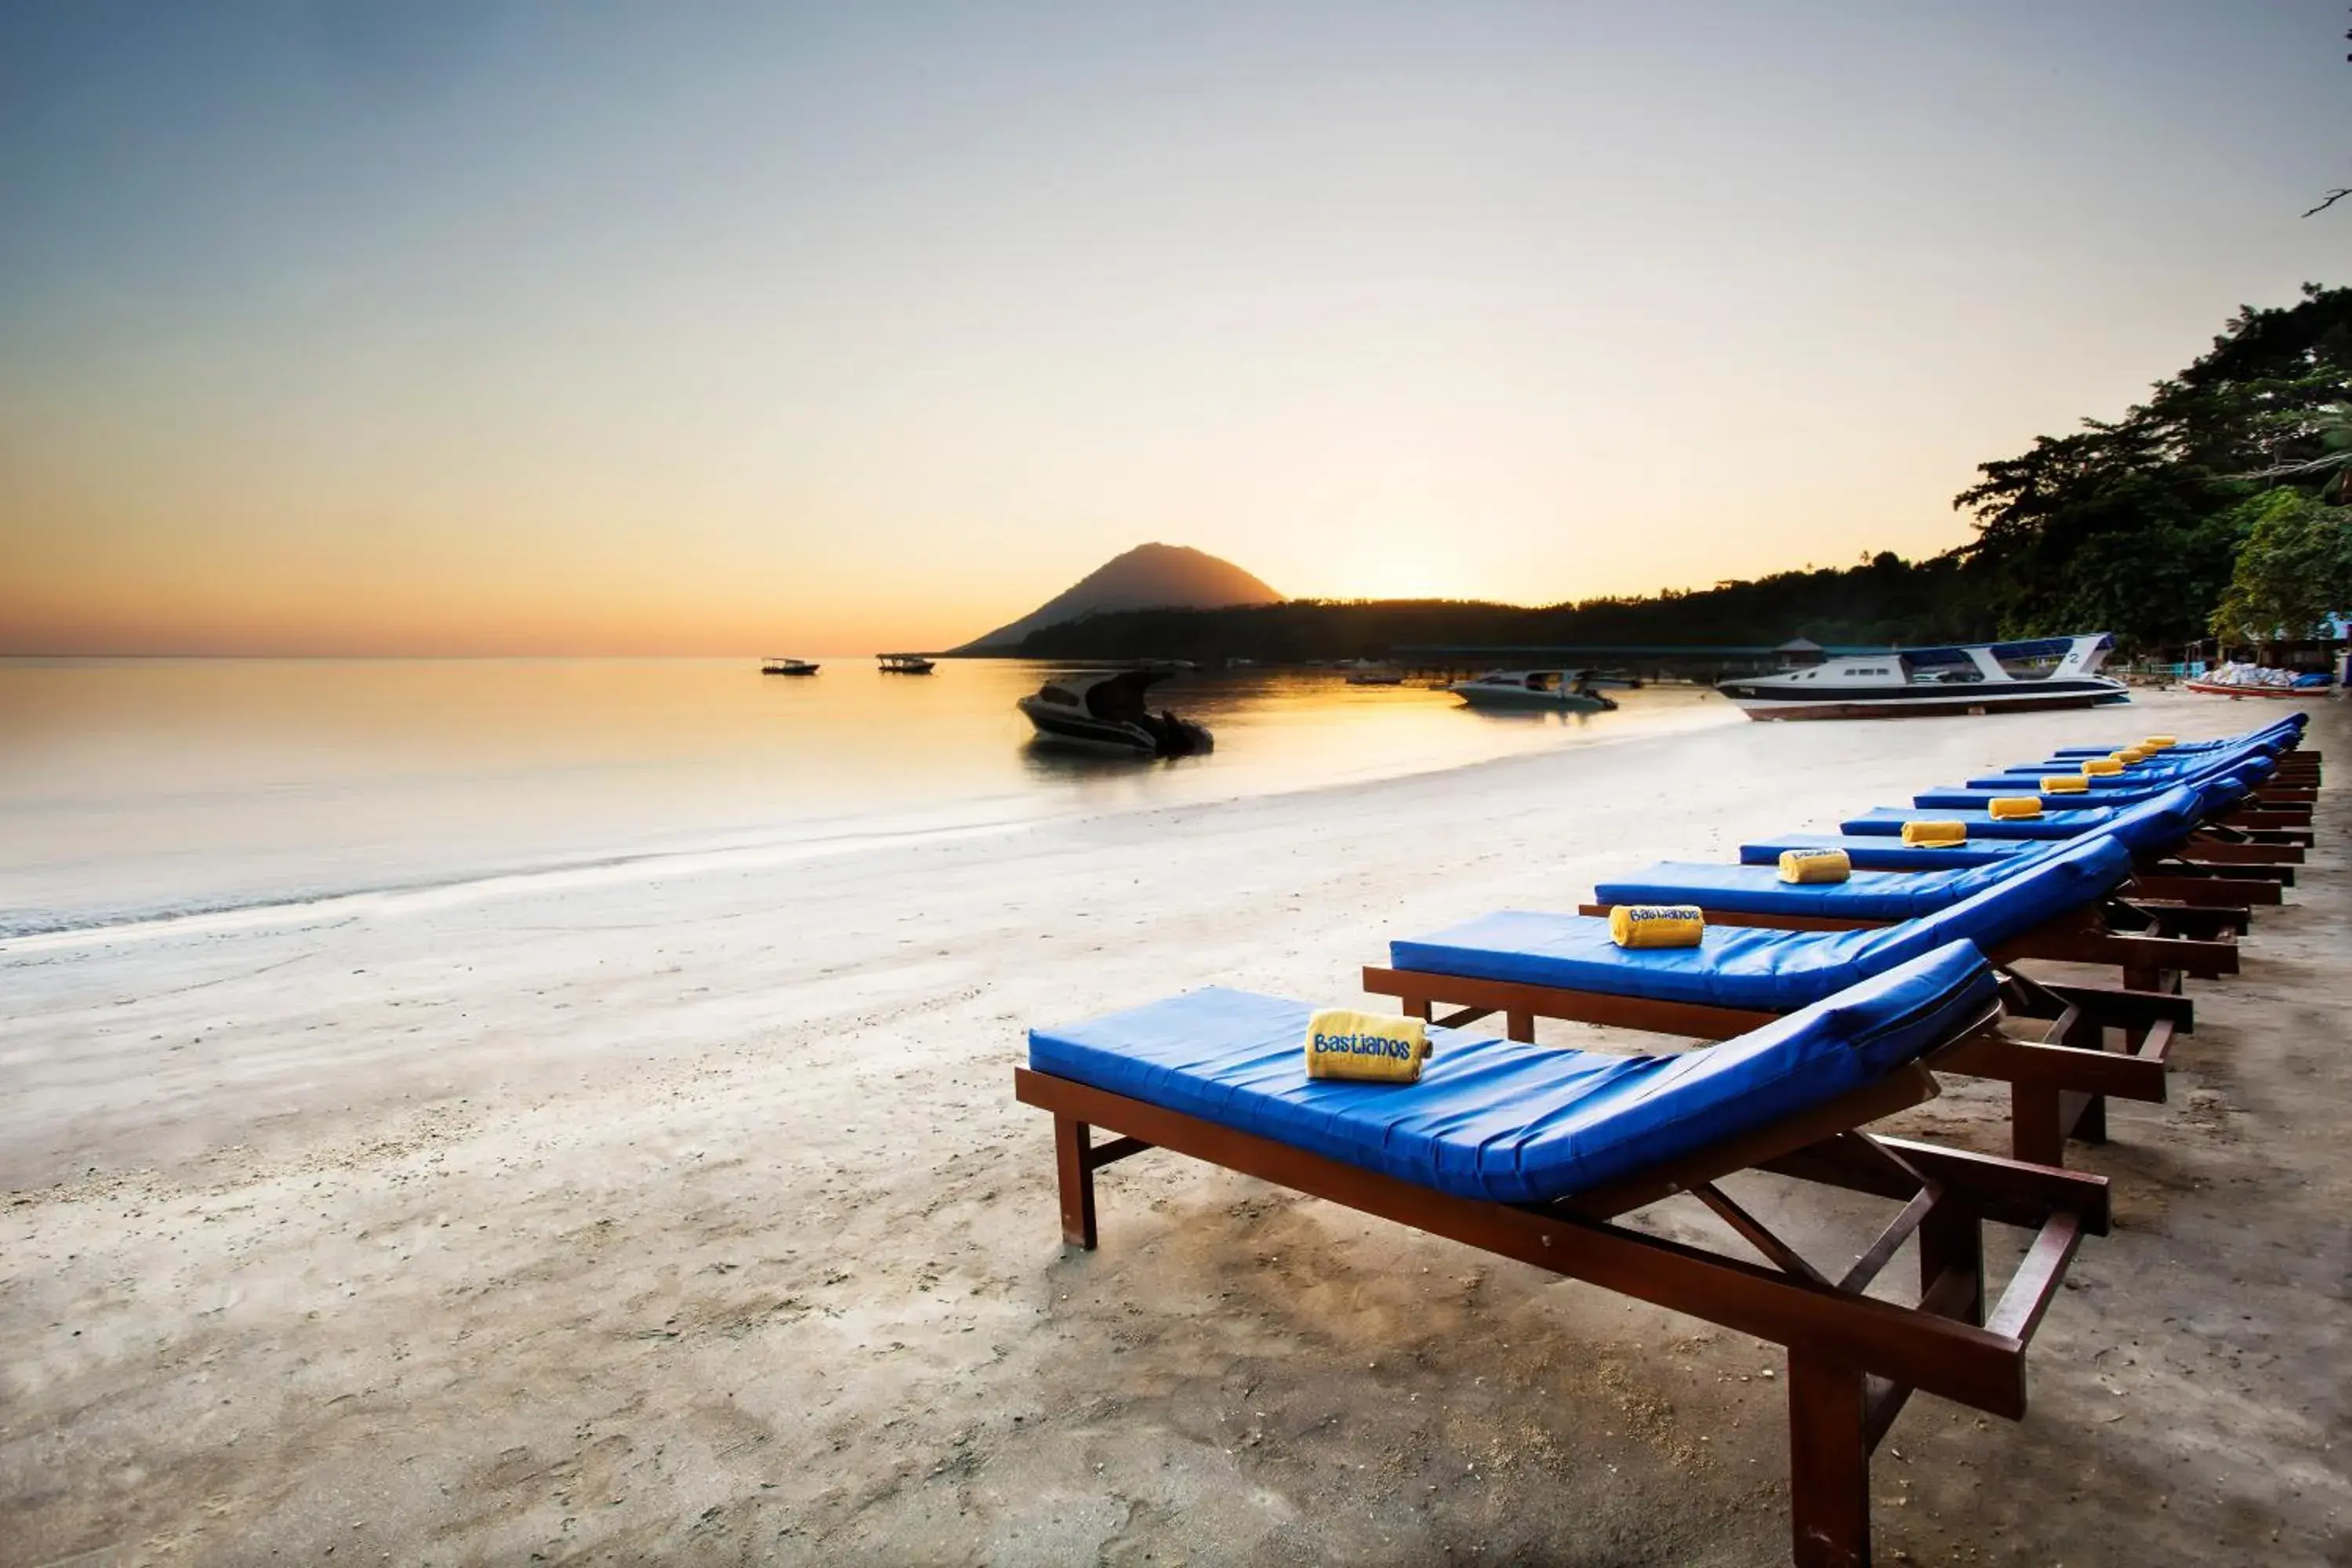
[1005,286,2352,662]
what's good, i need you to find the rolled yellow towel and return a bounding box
[2142,734,2178,750]
[1987,794,2043,820]
[2040,775,2090,793]
[1901,820,1968,846]
[1305,1008,1432,1083]
[2081,757,2123,777]
[1777,848,1852,884]
[1608,904,1705,948]
[2115,747,2151,764]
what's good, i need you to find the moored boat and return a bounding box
[2182,662,2325,699]
[877,652,936,673]
[1017,670,1214,757]
[1716,633,2127,720]
[760,657,821,676]
[1447,670,1618,713]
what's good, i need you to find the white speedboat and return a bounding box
[1017,670,1214,757]
[1715,633,2128,720]
[1448,670,1619,713]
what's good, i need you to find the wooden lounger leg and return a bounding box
[2010,1082,2064,1167]
[2072,1091,2107,1144]
[1054,1115,1099,1250]
[2058,1007,2107,1149]
[1918,1197,1984,1325]
[1788,1352,1872,1568]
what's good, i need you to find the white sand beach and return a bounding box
[5,693,2347,1566]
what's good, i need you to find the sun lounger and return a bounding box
[1740,833,2044,871]
[1741,826,2298,879]
[1983,756,2303,800]
[1366,837,2211,1164]
[1603,787,2280,925]
[1915,765,2310,826]
[1017,943,2108,1568]
[1915,769,2296,816]
[2049,714,2307,760]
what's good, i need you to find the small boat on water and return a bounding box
[1448,670,1619,713]
[1344,661,1404,686]
[877,652,936,673]
[1716,633,2125,720]
[1017,670,1214,757]
[761,657,821,677]
[2182,662,2328,699]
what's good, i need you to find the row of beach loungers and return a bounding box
[1012,713,2318,1566]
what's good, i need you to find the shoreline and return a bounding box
[0,691,1735,952]
[4,693,2347,1565]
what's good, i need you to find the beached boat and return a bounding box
[877,652,935,673]
[2182,662,2326,699]
[1716,633,2127,720]
[1448,670,1619,713]
[760,657,820,676]
[1017,670,1214,757]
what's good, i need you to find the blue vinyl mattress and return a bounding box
[1980,753,2275,789]
[1741,782,2215,874]
[1994,751,2277,782]
[1842,806,2117,839]
[1388,836,2131,1011]
[2049,717,2303,758]
[1915,783,2172,810]
[1919,753,2273,811]
[1027,944,1998,1203]
[1595,860,2034,922]
[1738,833,2043,870]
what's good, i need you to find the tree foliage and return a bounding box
[1951,282,2352,646]
[2208,488,2352,645]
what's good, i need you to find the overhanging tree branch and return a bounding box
[2303,187,2350,218]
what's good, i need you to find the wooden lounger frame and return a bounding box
[1364,951,2190,1167]
[1016,1007,2111,1568]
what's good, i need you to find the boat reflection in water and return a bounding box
[1016,669,1214,758]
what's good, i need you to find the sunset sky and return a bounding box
[3,2,2347,655]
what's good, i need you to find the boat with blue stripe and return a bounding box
[1716,632,2128,720]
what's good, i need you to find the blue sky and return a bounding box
[2,2,2346,652]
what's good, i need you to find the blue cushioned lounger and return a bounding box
[1994,749,2281,780]
[1594,862,2041,922]
[1737,833,2042,870]
[2049,717,2304,757]
[1018,950,2107,1566]
[1915,782,2180,811]
[1747,775,2252,870]
[1602,789,2209,920]
[1842,805,2121,839]
[1976,759,2275,790]
[1027,944,1997,1203]
[1387,837,2131,1012]
[1916,752,2283,811]
[1980,750,2278,787]
[1843,771,2259,840]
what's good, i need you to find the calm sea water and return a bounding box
[0,658,1733,938]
